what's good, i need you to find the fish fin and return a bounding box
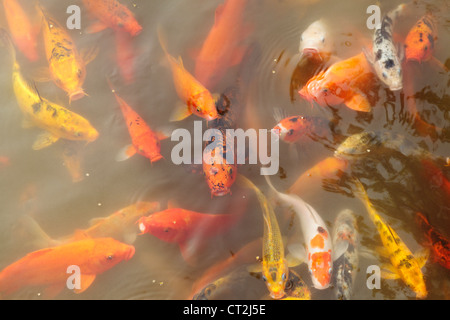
[358,247,379,260]
[177,56,185,68]
[74,274,96,294]
[156,129,171,141]
[42,283,65,299]
[246,262,262,273]
[73,229,90,240]
[429,56,449,73]
[179,241,200,266]
[88,217,107,226]
[25,247,54,259]
[380,264,400,280]
[333,241,349,261]
[116,144,137,162]
[362,46,374,65]
[375,246,390,258]
[21,118,35,129]
[272,106,288,123]
[396,42,405,62]
[29,67,52,82]
[32,132,59,150]
[13,215,57,249]
[169,102,192,122]
[85,21,108,34]
[345,91,372,112]
[286,252,303,267]
[414,247,429,269]
[287,242,307,261]
[81,46,100,65]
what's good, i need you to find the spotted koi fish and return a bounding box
[0,28,98,150]
[353,179,428,299]
[265,175,346,289]
[37,4,97,103]
[364,4,405,91]
[416,212,450,270]
[332,209,359,300]
[237,174,289,299]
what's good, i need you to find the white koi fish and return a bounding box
[299,19,333,56]
[264,175,347,289]
[365,4,405,91]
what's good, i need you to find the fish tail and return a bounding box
[352,178,377,221]
[157,26,170,59]
[0,27,17,69]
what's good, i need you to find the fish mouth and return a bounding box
[69,90,87,103]
[150,154,164,163]
[270,291,286,300]
[212,189,231,197]
[302,48,320,56]
[389,84,403,91]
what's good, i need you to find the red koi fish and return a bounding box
[2,0,39,62]
[194,0,251,89]
[420,158,450,201]
[416,212,450,270]
[272,114,331,144]
[138,207,242,263]
[82,0,142,37]
[0,238,135,298]
[108,82,165,163]
[115,30,136,84]
[299,52,376,112]
[404,13,447,71]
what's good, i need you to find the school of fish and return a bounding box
[0,0,448,301]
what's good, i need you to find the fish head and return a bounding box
[190,92,219,121]
[90,238,135,272]
[299,19,333,55]
[309,250,332,289]
[374,59,403,91]
[262,260,289,299]
[272,116,307,143]
[138,210,187,243]
[76,125,99,143]
[122,19,143,37]
[203,150,237,197]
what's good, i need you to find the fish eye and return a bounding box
[321,37,325,43]
[285,280,293,290]
[228,168,233,175]
[288,129,294,136]
[328,267,332,274]
[300,36,303,42]
[262,275,267,282]
[164,228,169,232]
[107,255,114,261]
[281,273,286,281]
[382,72,388,78]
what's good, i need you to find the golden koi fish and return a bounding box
[237,174,288,299]
[353,179,428,299]
[0,29,99,150]
[37,4,98,103]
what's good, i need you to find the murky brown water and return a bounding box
[0,0,449,300]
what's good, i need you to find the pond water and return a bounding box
[0,0,448,300]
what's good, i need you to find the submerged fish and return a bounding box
[114,30,136,84]
[0,238,135,298]
[0,29,99,150]
[281,269,311,300]
[353,179,428,299]
[194,0,252,89]
[265,175,345,290]
[334,131,379,158]
[365,4,405,91]
[157,28,219,121]
[37,4,97,102]
[332,209,359,300]
[416,212,450,270]
[138,206,242,264]
[299,53,376,112]
[108,82,165,164]
[272,114,332,144]
[299,19,333,56]
[237,174,289,299]
[2,0,39,62]
[82,0,143,37]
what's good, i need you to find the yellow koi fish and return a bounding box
[37,4,98,103]
[0,29,99,150]
[353,179,428,299]
[237,174,288,299]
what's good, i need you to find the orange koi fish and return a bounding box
[194,0,251,89]
[272,114,331,144]
[82,0,142,37]
[158,28,219,122]
[37,5,97,103]
[0,238,135,298]
[299,52,376,112]
[288,157,349,196]
[138,207,242,263]
[2,0,39,62]
[416,212,450,270]
[108,82,165,163]
[404,13,447,71]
